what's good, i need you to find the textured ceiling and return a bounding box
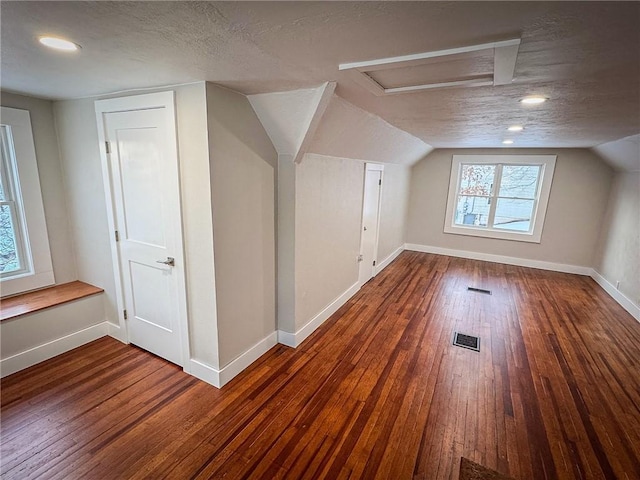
[1,1,639,149]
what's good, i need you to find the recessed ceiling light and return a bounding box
[38,36,80,51]
[507,125,524,132]
[502,140,514,145]
[520,96,546,105]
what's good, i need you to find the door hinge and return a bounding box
[105,141,111,154]
[114,230,120,242]
[373,260,376,266]
[123,309,128,320]
[378,179,382,186]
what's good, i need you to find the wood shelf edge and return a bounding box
[1,281,104,322]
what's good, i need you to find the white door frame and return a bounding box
[94,91,191,369]
[358,163,384,286]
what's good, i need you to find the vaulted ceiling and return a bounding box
[2,1,639,150]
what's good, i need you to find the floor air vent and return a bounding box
[453,332,480,352]
[468,286,491,295]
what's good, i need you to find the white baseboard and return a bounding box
[107,321,126,342]
[189,331,278,388]
[277,330,296,348]
[590,269,640,322]
[1,322,109,378]
[278,281,360,348]
[404,243,592,276]
[374,245,404,275]
[188,358,221,388]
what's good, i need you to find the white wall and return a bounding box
[378,163,411,262]
[206,83,277,367]
[173,83,220,368]
[1,92,77,286]
[595,172,640,306]
[295,154,364,330]
[407,148,613,268]
[53,97,119,326]
[0,295,106,377]
[294,154,411,332]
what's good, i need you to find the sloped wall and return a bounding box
[594,172,640,306]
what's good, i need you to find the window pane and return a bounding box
[459,164,495,196]
[0,204,21,273]
[493,198,535,231]
[454,195,490,227]
[498,165,540,199]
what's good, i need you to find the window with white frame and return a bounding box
[444,155,556,243]
[0,106,54,296]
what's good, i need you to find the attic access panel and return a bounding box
[339,38,520,96]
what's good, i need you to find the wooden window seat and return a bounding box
[1,281,104,322]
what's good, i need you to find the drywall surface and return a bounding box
[407,148,613,267]
[308,95,432,166]
[595,172,640,304]
[173,83,220,368]
[1,92,76,285]
[206,83,277,367]
[295,153,364,329]
[592,134,640,173]
[277,154,296,334]
[53,97,119,325]
[0,294,104,360]
[378,164,411,262]
[248,86,323,155]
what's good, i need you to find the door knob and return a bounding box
[156,257,175,266]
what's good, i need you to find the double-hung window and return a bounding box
[0,106,54,296]
[444,155,556,243]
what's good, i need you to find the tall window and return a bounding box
[0,107,54,296]
[444,155,556,243]
[0,125,29,275]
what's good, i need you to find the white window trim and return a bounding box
[0,106,54,296]
[444,154,556,243]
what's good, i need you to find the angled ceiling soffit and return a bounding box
[308,95,433,166]
[248,82,335,160]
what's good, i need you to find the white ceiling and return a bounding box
[2,1,639,150]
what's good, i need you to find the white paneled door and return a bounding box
[358,164,383,286]
[97,93,187,367]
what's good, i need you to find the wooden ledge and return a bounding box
[1,281,104,322]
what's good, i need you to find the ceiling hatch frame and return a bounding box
[339,38,521,96]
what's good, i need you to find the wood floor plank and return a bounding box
[2,251,639,479]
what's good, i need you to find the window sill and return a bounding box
[0,281,104,322]
[443,224,542,243]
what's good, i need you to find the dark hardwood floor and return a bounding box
[2,251,639,479]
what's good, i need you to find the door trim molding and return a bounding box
[358,163,384,285]
[94,91,191,369]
